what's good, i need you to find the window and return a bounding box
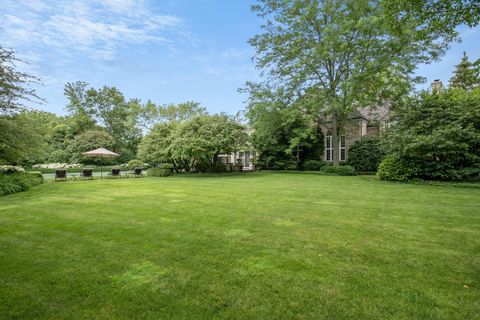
[326,135,333,161]
[339,135,346,161]
[326,135,346,161]
[244,151,251,167]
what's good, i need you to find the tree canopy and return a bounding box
[449,52,480,90]
[0,47,44,113]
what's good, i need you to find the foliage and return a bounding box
[127,159,145,170]
[321,165,356,176]
[66,130,115,164]
[137,122,185,170]
[47,150,70,163]
[377,154,421,181]
[449,52,480,90]
[136,100,206,130]
[173,114,247,170]
[383,0,480,43]
[302,160,326,171]
[248,0,453,165]
[158,163,174,170]
[0,112,48,165]
[0,172,43,196]
[348,137,387,172]
[383,88,480,180]
[147,168,172,177]
[0,47,44,112]
[245,85,322,169]
[64,82,142,161]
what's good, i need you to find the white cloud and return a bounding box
[0,0,185,60]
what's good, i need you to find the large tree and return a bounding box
[449,52,480,90]
[245,84,322,169]
[0,47,44,113]
[248,0,471,165]
[136,100,206,130]
[64,82,142,161]
[381,88,480,181]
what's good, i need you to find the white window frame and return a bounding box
[326,135,333,162]
[339,135,346,161]
[244,151,251,168]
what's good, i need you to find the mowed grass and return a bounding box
[0,173,479,319]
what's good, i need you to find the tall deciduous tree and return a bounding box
[64,82,142,161]
[137,100,206,130]
[449,52,480,90]
[248,0,467,165]
[0,47,44,113]
[173,114,247,170]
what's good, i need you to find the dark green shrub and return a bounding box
[348,137,386,172]
[127,159,145,170]
[377,155,420,181]
[303,160,326,171]
[321,165,356,176]
[383,88,480,181]
[0,172,43,196]
[147,168,172,177]
[193,161,210,173]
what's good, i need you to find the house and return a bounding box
[218,150,256,171]
[320,105,391,162]
[320,80,442,162]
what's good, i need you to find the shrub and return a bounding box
[303,160,326,171]
[158,163,174,170]
[147,168,172,177]
[348,137,386,172]
[321,165,356,176]
[127,159,145,170]
[377,155,420,181]
[0,172,43,196]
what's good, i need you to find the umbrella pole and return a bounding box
[101,155,103,179]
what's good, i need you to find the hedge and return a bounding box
[147,168,173,177]
[0,172,44,196]
[321,165,356,176]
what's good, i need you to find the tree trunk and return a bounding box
[331,113,340,166]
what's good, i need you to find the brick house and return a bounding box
[320,106,390,162]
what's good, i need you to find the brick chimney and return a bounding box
[431,79,442,93]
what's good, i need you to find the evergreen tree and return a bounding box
[449,52,480,90]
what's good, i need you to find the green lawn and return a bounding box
[1,173,479,319]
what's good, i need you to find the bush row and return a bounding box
[0,172,44,196]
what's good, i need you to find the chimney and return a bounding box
[431,79,442,93]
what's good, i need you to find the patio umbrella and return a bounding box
[82,147,120,179]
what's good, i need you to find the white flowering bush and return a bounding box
[32,163,82,169]
[0,165,25,174]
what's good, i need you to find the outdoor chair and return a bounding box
[110,168,121,178]
[133,168,143,177]
[82,168,93,179]
[55,169,67,181]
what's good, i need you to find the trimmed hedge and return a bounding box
[148,168,172,177]
[127,159,146,170]
[0,172,43,196]
[377,155,420,181]
[321,165,356,176]
[302,160,327,171]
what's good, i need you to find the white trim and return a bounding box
[326,135,333,162]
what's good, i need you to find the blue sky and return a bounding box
[1,0,479,116]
